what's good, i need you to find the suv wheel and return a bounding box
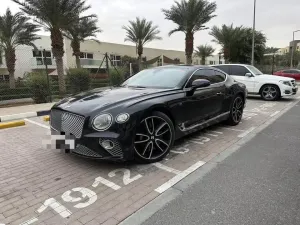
[260,85,280,101]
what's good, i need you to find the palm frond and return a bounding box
[162,0,217,34]
[122,17,161,46]
[194,44,215,57]
[12,0,92,30]
[0,8,39,50]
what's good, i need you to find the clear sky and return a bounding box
[2,0,300,52]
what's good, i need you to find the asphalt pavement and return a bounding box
[142,103,300,225]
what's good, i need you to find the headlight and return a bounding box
[116,113,130,123]
[280,81,291,86]
[92,114,113,131]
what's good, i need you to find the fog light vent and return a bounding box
[101,140,114,150]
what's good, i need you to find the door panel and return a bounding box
[229,65,256,93]
[182,69,225,129]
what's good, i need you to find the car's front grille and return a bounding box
[50,110,85,138]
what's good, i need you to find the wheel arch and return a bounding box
[142,104,176,126]
[259,83,281,95]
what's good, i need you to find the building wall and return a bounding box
[1,35,225,78]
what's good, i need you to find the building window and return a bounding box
[80,52,93,59]
[157,58,162,66]
[209,61,214,65]
[0,75,9,81]
[110,54,121,66]
[32,50,53,65]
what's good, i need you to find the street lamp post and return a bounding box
[251,0,256,66]
[290,30,300,68]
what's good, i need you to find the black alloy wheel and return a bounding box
[261,85,280,101]
[134,111,175,163]
[227,95,244,126]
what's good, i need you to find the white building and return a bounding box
[0,35,224,81]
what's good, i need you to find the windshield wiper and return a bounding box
[128,85,147,88]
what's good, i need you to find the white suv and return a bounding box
[212,64,298,101]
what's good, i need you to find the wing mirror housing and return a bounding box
[191,79,211,89]
[245,72,253,77]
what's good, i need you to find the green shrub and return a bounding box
[24,71,50,103]
[109,67,127,86]
[66,68,91,94]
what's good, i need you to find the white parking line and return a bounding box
[153,163,181,175]
[270,111,280,117]
[223,127,246,132]
[24,118,50,129]
[19,217,38,225]
[155,160,206,193]
[238,127,256,138]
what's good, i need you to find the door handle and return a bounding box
[216,92,223,96]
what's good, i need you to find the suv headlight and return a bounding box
[92,113,113,131]
[280,81,291,86]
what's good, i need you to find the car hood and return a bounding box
[52,87,174,115]
[257,74,295,81]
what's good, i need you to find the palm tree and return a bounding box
[194,44,215,65]
[162,0,217,65]
[64,17,101,68]
[0,8,39,88]
[210,24,266,64]
[13,0,93,96]
[122,17,161,71]
[210,24,244,63]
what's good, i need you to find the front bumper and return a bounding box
[281,85,298,96]
[50,109,136,161]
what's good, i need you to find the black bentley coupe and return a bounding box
[50,65,247,163]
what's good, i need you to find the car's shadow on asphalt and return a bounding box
[247,96,297,102]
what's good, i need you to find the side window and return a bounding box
[186,69,226,87]
[214,65,230,74]
[213,70,226,83]
[230,66,250,76]
[283,70,292,74]
[290,70,299,74]
[186,69,209,88]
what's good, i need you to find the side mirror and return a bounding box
[245,72,253,77]
[191,79,211,89]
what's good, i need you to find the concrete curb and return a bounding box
[0,110,50,122]
[0,120,26,129]
[120,99,300,225]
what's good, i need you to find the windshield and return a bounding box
[121,67,189,89]
[247,65,263,75]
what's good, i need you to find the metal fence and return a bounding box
[0,49,126,106]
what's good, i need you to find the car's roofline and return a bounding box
[211,64,252,67]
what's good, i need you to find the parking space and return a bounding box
[0,95,299,225]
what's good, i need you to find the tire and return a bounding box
[260,85,280,101]
[226,95,244,126]
[134,111,175,163]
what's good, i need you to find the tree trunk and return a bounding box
[137,42,143,71]
[71,39,81,69]
[201,56,206,65]
[51,28,66,97]
[185,32,194,65]
[5,48,16,89]
[223,47,230,63]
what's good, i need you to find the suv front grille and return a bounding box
[50,110,85,138]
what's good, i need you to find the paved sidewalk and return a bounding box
[142,103,300,225]
[0,102,55,116]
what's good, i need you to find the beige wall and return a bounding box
[64,37,224,68]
